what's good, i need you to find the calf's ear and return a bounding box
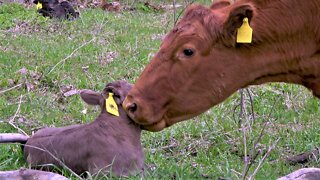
[210,0,231,10]
[80,90,101,105]
[223,3,254,37]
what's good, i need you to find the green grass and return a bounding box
[0,2,319,179]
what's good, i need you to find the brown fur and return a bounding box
[24,80,144,176]
[123,0,320,131]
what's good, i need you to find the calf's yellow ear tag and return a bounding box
[236,17,253,43]
[106,93,119,116]
[36,2,42,10]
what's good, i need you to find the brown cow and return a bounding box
[0,81,144,177]
[123,0,320,131]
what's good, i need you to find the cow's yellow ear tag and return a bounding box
[236,17,253,43]
[36,2,42,10]
[106,93,119,116]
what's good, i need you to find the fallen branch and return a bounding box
[0,168,68,180]
[0,133,28,143]
[286,148,320,165]
[277,168,320,180]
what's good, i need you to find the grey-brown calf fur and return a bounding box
[2,81,144,177]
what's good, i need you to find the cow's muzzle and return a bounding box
[123,96,167,132]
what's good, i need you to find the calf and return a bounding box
[1,80,144,177]
[33,0,79,19]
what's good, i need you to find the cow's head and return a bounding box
[123,0,257,131]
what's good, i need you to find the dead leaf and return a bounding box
[8,79,15,86]
[99,51,118,66]
[162,4,182,10]
[82,66,89,73]
[26,82,35,91]
[143,2,164,11]
[81,108,87,114]
[17,67,28,75]
[191,162,198,167]
[151,34,164,40]
[101,1,121,11]
[30,71,42,81]
[106,51,118,61]
[60,85,74,93]
[18,117,26,123]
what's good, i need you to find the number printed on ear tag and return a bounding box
[106,93,119,116]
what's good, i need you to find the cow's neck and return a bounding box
[239,0,320,97]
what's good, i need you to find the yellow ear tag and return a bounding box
[106,93,119,116]
[36,2,42,10]
[236,17,253,43]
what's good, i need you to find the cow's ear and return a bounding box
[80,89,101,105]
[210,0,231,10]
[224,3,254,36]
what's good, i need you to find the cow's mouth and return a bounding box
[138,112,198,132]
[141,120,166,132]
[140,116,169,132]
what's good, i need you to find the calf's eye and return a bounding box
[183,49,194,57]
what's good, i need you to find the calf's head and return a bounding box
[81,80,133,117]
[123,1,258,131]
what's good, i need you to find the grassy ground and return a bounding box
[0,2,319,179]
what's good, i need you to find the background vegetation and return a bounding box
[0,1,319,179]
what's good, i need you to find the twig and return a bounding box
[242,120,268,178]
[173,0,176,26]
[47,38,95,75]
[239,89,245,127]
[92,157,116,178]
[231,169,242,177]
[171,0,196,28]
[248,138,281,180]
[9,95,23,124]
[233,89,249,128]
[7,95,29,137]
[0,83,23,95]
[149,143,179,153]
[241,124,248,180]
[246,88,255,122]
[242,97,280,178]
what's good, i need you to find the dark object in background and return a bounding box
[33,0,79,19]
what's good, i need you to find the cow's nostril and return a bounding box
[127,103,137,113]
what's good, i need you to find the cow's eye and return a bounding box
[183,49,194,57]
